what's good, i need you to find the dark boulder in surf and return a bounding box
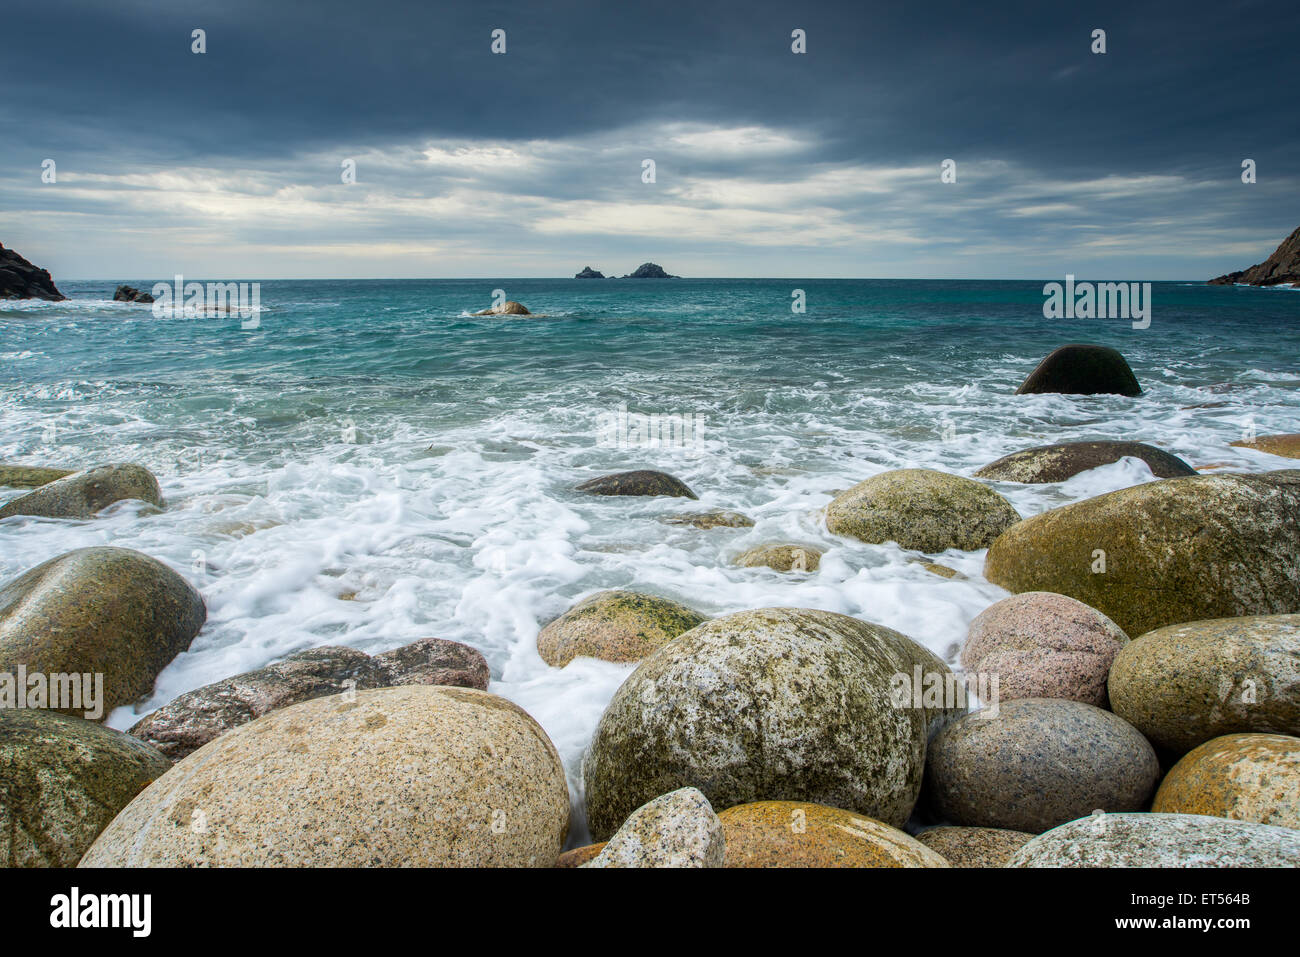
[113,284,155,303]
[576,469,697,499]
[975,441,1194,483]
[1016,344,1141,397]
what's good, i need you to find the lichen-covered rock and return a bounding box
[984,471,1300,637]
[129,638,490,759]
[0,547,206,719]
[1015,344,1141,396]
[961,591,1129,706]
[974,441,1194,483]
[536,590,706,667]
[583,787,724,868]
[662,510,754,529]
[718,801,948,868]
[914,826,1033,867]
[0,465,74,489]
[732,543,822,572]
[583,607,951,840]
[1231,433,1300,459]
[0,710,171,867]
[80,686,570,866]
[825,469,1020,552]
[1152,733,1300,830]
[924,698,1160,833]
[0,463,163,519]
[1108,614,1300,754]
[1008,813,1300,867]
[575,469,697,499]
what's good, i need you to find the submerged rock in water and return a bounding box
[961,591,1130,707]
[984,471,1300,637]
[473,300,531,316]
[974,440,1194,482]
[575,469,697,499]
[1231,432,1300,459]
[113,284,155,303]
[914,826,1033,868]
[1152,733,1300,829]
[1015,344,1141,396]
[825,468,1020,552]
[1107,614,1300,754]
[583,607,952,840]
[662,509,753,529]
[82,686,571,867]
[0,547,206,719]
[583,787,724,868]
[129,637,489,759]
[0,463,163,519]
[924,698,1160,833]
[718,801,948,868]
[0,709,171,867]
[1008,812,1300,867]
[0,243,66,301]
[0,464,74,489]
[574,266,605,279]
[732,543,822,572]
[536,590,706,668]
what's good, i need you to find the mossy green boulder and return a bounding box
[0,463,163,519]
[0,709,171,867]
[985,471,1300,637]
[1108,614,1300,754]
[0,465,74,489]
[582,607,952,840]
[825,469,1020,552]
[0,547,206,718]
[537,590,706,667]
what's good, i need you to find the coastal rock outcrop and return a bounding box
[1008,813,1300,867]
[974,440,1194,482]
[0,710,171,867]
[984,471,1300,637]
[732,543,822,572]
[582,787,725,868]
[1231,432,1300,458]
[1152,733,1300,829]
[1209,225,1300,286]
[1107,614,1300,754]
[129,637,490,759]
[0,547,206,718]
[1015,344,1141,396]
[0,465,74,489]
[575,469,697,499]
[583,607,952,840]
[80,686,571,866]
[825,468,1020,552]
[717,802,949,868]
[536,590,706,667]
[924,698,1160,833]
[0,463,164,519]
[961,591,1129,707]
[574,266,605,279]
[914,826,1034,867]
[0,243,66,301]
[113,284,155,303]
[623,262,678,278]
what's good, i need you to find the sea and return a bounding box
[2,277,1298,840]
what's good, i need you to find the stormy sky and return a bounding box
[1,0,1294,279]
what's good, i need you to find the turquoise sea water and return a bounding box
[2,278,1298,840]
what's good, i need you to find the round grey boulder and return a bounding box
[974,441,1194,483]
[0,463,163,519]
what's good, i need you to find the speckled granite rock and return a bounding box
[974,441,1194,483]
[1152,733,1300,829]
[1008,813,1300,867]
[0,710,171,867]
[826,469,1020,552]
[924,698,1160,833]
[0,547,206,719]
[1231,433,1300,458]
[718,801,948,867]
[583,787,724,868]
[961,591,1129,706]
[985,471,1300,637]
[80,686,570,866]
[0,463,163,519]
[576,469,697,499]
[583,607,952,840]
[0,465,74,489]
[663,510,753,529]
[556,842,606,867]
[1015,344,1141,396]
[1108,614,1300,754]
[732,543,822,572]
[914,560,966,580]
[537,590,706,667]
[914,826,1034,867]
[129,638,489,759]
